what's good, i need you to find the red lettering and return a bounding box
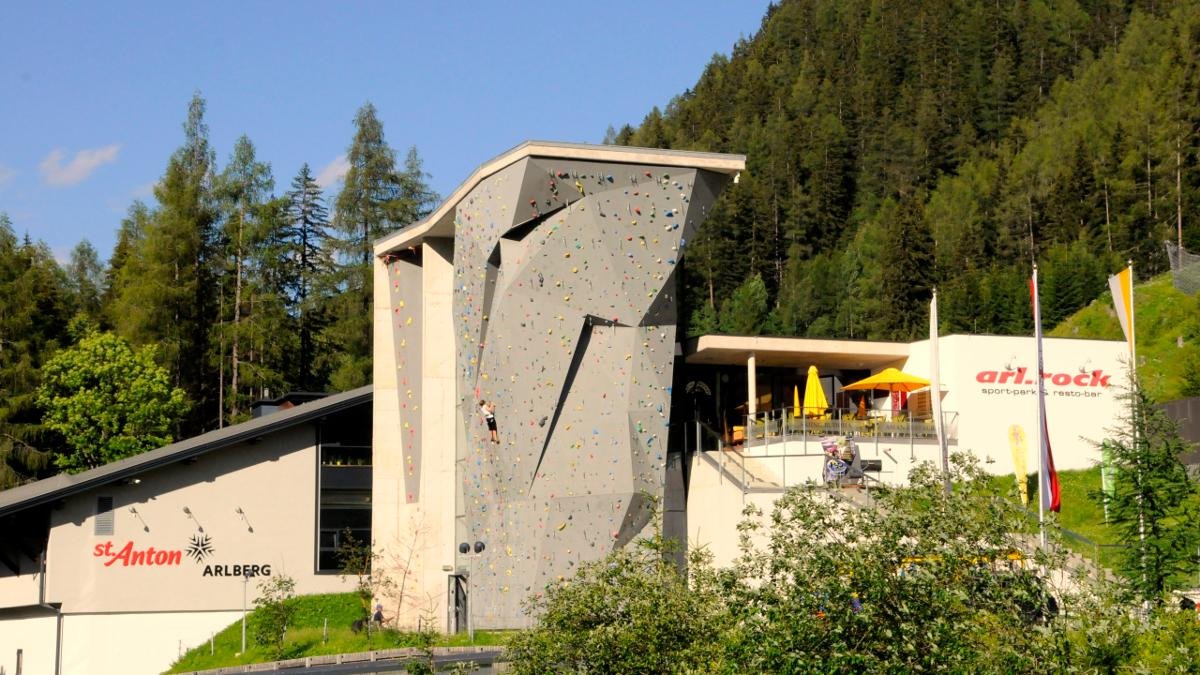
[96,541,183,567]
[979,367,1112,388]
[106,541,134,567]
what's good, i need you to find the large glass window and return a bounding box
[317,404,372,572]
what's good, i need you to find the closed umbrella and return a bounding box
[801,365,830,418]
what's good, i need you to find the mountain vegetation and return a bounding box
[6,0,1200,486]
[0,95,436,488]
[610,0,1200,343]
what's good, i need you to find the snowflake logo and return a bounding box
[186,533,214,563]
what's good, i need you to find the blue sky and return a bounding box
[0,2,771,261]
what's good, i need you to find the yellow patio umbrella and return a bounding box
[843,367,930,416]
[800,365,830,418]
[842,367,930,394]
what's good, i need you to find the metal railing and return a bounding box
[687,418,885,497]
[740,406,958,445]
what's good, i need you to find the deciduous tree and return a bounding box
[37,326,188,472]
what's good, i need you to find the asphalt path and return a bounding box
[287,649,504,673]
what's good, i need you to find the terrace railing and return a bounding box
[739,406,958,446]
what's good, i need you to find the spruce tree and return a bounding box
[283,163,333,390]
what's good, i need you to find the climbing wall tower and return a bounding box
[373,142,744,630]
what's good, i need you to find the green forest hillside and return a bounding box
[613,0,1200,343]
[1051,272,1200,401]
[5,0,1200,488]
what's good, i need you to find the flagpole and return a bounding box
[1129,260,1137,381]
[931,288,949,493]
[1033,264,1047,547]
[1130,260,1146,569]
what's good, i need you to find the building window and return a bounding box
[95,496,114,535]
[317,404,372,572]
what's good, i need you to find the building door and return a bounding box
[449,575,468,633]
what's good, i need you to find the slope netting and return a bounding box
[1165,241,1200,295]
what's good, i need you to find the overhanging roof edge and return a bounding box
[684,334,911,357]
[0,385,373,518]
[373,141,746,255]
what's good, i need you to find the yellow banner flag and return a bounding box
[1008,424,1029,507]
[1108,266,1134,358]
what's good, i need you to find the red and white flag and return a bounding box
[1030,269,1061,513]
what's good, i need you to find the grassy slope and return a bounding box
[167,593,509,673]
[1049,272,1199,401]
[1045,273,1200,577]
[985,466,1123,571]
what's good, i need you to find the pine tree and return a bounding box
[214,135,274,422]
[326,104,435,390]
[0,214,72,488]
[875,194,934,339]
[66,240,105,322]
[1100,378,1200,604]
[102,201,150,321]
[719,274,769,335]
[111,93,218,434]
[240,195,294,406]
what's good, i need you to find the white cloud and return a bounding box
[315,154,350,189]
[39,143,121,186]
[0,164,15,186]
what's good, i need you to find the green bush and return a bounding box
[251,575,297,657]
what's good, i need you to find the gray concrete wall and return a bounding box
[448,158,730,626]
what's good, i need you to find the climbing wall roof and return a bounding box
[373,141,745,255]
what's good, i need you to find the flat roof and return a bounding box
[0,386,372,518]
[374,140,746,255]
[683,335,911,370]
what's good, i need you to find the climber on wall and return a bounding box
[479,400,499,444]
